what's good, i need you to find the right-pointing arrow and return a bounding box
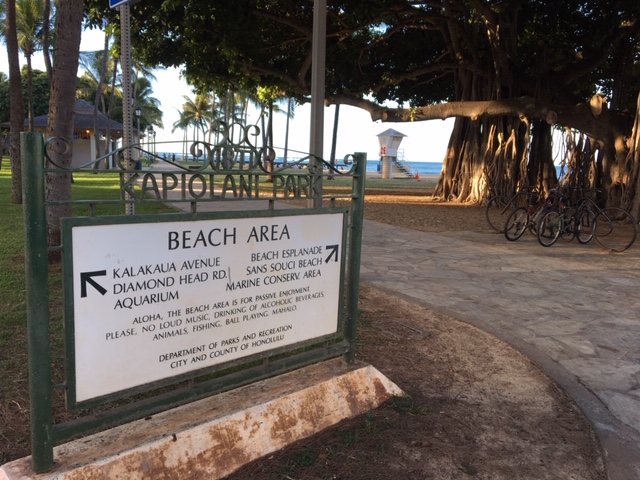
[325,244,339,263]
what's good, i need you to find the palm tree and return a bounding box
[172,109,190,160]
[15,0,46,131]
[133,76,163,130]
[131,57,156,112]
[181,93,211,150]
[45,0,83,252]
[78,45,119,114]
[78,37,121,161]
[93,30,110,161]
[206,89,218,144]
[327,104,340,180]
[254,86,290,180]
[3,0,25,202]
[41,0,51,81]
[77,30,112,161]
[283,97,296,165]
[78,45,163,147]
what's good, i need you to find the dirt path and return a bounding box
[229,283,606,479]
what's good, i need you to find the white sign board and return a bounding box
[66,212,345,403]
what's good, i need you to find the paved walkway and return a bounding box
[360,221,640,480]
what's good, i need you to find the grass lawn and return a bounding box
[0,167,33,463]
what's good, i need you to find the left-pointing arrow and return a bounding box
[80,270,107,298]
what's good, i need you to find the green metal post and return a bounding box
[21,132,54,472]
[345,152,366,362]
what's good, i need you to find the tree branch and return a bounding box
[326,94,632,140]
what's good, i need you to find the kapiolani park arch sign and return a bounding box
[129,169,314,201]
[21,127,366,473]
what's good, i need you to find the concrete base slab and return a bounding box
[1,359,403,480]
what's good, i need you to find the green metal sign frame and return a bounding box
[21,126,367,473]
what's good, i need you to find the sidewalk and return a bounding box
[360,221,640,480]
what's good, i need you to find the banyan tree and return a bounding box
[87,0,640,211]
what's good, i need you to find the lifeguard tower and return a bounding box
[377,128,407,179]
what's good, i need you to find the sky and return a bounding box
[1,27,454,163]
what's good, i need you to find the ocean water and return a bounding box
[366,160,563,178]
[158,155,561,178]
[367,160,443,175]
[159,153,444,175]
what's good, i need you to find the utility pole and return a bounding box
[309,0,326,208]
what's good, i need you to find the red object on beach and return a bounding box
[415,172,420,180]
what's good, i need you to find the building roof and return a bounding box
[2,99,130,136]
[67,99,129,133]
[377,128,407,138]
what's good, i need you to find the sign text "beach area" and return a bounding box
[168,224,291,250]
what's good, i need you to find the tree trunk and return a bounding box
[26,54,35,132]
[434,115,535,203]
[45,0,84,257]
[265,100,274,181]
[42,0,53,83]
[628,92,640,218]
[284,98,292,165]
[105,55,119,168]
[330,104,339,165]
[93,32,111,167]
[6,0,24,204]
[207,91,216,144]
[528,119,557,197]
[599,122,631,209]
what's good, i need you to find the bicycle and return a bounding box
[537,189,637,252]
[537,203,596,246]
[485,186,539,233]
[504,189,561,241]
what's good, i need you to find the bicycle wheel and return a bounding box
[594,207,638,252]
[576,207,595,244]
[486,195,514,232]
[504,207,529,241]
[537,210,563,247]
